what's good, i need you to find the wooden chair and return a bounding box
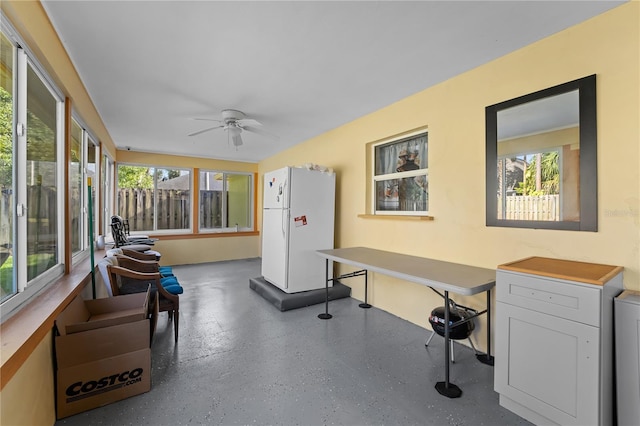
[107,262,180,342]
[116,252,174,278]
[121,249,157,261]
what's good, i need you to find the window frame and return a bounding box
[371,130,429,216]
[101,151,114,239]
[198,169,254,233]
[69,116,85,257]
[69,114,100,264]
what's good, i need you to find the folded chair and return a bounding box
[107,262,180,342]
[110,215,157,248]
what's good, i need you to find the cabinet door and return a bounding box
[495,302,600,425]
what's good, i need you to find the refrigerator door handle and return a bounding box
[282,208,287,237]
[282,179,288,208]
[282,179,288,237]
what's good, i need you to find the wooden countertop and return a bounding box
[498,256,623,286]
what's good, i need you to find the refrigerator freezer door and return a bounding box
[261,208,289,290]
[263,167,290,209]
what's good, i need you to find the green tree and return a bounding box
[0,87,12,188]
[117,165,153,189]
[516,151,559,196]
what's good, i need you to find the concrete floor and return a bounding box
[57,258,531,426]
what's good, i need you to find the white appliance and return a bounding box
[261,166,335,293]
[615,290,640,426]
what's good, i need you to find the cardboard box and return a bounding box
[54,290,152,419]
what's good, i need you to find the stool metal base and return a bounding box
[476,354,494,366]
[435,381,462,398]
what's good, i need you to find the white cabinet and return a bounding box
[495,257,623,426]
[615,290,640,426]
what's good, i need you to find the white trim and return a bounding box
[198,170,254,233]
[0,264,64,322]
[15,47,27,293]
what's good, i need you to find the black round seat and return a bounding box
[428,306,475,340]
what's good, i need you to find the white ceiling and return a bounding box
[41,0,624,163]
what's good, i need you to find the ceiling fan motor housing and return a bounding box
[221,109,246,123]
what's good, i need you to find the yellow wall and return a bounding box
[497,126,578,157]
[116,150,257,173]
[259,2,640,351]
[0,334,55,426]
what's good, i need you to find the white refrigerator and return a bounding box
[261,166,335,293]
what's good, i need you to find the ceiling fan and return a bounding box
[188,109,270,147]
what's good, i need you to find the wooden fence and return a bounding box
[2,186,59,297]
[1,186,58,245]
[1,189,225,241]
[117,188,191,231]
[498,194,560,221]
[200,190,224,228]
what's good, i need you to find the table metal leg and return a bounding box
[435,290,462,398]
[359,270,372,309]
[476,288,495,366]
[318,259,332,320]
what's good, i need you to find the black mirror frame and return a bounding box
[486,74,597,231]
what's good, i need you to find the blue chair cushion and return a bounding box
[163,284,183,295]
[160,276,183,294]
[161,276,179,286]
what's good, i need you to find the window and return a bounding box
[373,132,428,215]
[116,165,191,232]
[1,31,15,303]
[70,118,99,258]
[101,153,114,238]
[497,148,564,221]
[1,22,65,313]
[87,136,98,244]
[26,61,62,280]
[70,119,83,254]
[199,171,253,232]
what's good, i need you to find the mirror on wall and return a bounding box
[485,75,597,231]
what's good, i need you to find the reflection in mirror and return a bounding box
[486,75,597,231]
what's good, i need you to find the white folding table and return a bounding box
[316,247,496,398]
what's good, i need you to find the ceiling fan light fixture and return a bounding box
[226,124,243,147]
[231,133,243,147]
[227,125,241,137]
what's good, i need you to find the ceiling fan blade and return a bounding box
[192,118,222,122]
[236,118,262,127]
[241,125,278,139]
[188,125,224,137]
